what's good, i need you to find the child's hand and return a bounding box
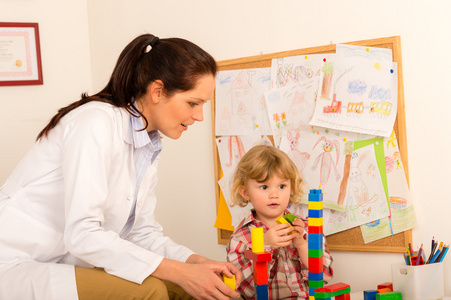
[264,223,295,249]
[291,218,307,249]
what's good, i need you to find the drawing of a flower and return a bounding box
[281,112,287,126]
[273,113,280,128]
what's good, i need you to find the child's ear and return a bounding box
[239,186,250,201]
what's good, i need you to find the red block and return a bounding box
[253,261,268,285]
[244,249,271,262]
[377,282,393,291]
[321,282,350,292]
[335,294,351,300]
[309,226,323,234]
[308,256,322,273]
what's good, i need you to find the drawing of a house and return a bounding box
[230,71,252,115]
[289,90,310,131]
[228,71,255,131]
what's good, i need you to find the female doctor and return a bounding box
[0,34,242,300]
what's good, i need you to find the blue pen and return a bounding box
[438,246,449,263]
[430,245,443,263]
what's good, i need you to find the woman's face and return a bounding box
[143,74,215,139]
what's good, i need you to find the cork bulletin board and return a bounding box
[211,36,411,253]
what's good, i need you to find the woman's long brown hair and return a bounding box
[36,34,217,140]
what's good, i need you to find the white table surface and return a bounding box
[350,292,450,300]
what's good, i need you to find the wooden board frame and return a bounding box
[211,36,411,253]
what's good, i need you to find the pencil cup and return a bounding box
[391,263,444,300]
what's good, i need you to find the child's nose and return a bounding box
[269,189,278,198]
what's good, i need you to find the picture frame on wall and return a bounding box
[0,22,43,86]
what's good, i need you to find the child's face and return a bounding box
[240,173,291,226]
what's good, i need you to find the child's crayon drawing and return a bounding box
[215,68,272,136]
[324,142,390,236]
[216,135,263,177]
[360,131,417,243]
[309,55,398,137]
[270,54,328,88]
[336,44,393,62]
[264,78,318,147]
[280,128,358,212]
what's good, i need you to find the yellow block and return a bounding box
[222,274,236,290]
[308,217,323,227]
[275,216,294,234]
[308,201,323,210]
[275,216,289,224]
[251,227,264,253]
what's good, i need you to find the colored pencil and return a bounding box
[415,244,423,265]
[436,244,448,263]
[438,245,449,263]
[426,241,438,264]
[430,243,443,264]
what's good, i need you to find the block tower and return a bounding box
[245,227,270,300]
[308,189,324,300]
[308,189,351,300]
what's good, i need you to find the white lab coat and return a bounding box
[0,102,194,299]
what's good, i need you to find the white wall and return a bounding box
[0,0,93,183]
[2,0,450,295]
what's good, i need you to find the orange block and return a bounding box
[378,287,392,293]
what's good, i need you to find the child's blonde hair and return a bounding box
[231,144,303,207]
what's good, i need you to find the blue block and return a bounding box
[309,272,323,281]
[364,290,379,300]
[308,209,323,218]
[256,284,268,300]
[308,189,323,201]
[308,233,322,250]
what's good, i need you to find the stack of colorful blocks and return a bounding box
[364,282,402,300]
[308,189,352,300]
[308,189,324,299]
[245,227,270,300]
[245,189,352,300]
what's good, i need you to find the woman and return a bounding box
[0,34,241,300]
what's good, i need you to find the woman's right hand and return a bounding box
[153,257,242,299]
[177,262,241,299]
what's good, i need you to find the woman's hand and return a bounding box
[178,262,241,299]
[154,255,242,300]
[264,223,295,249]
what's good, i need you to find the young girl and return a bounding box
[226,144,333,299]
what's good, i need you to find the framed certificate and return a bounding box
[0,22,43,86]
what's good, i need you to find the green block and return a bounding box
[313,291,331,299]
[309,280,323,289]
[309,248,323,257]
[314,287,351,299]
[376,292,402,300]
[283,213,298,225]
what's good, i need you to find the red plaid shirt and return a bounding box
[226,210,333,299]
